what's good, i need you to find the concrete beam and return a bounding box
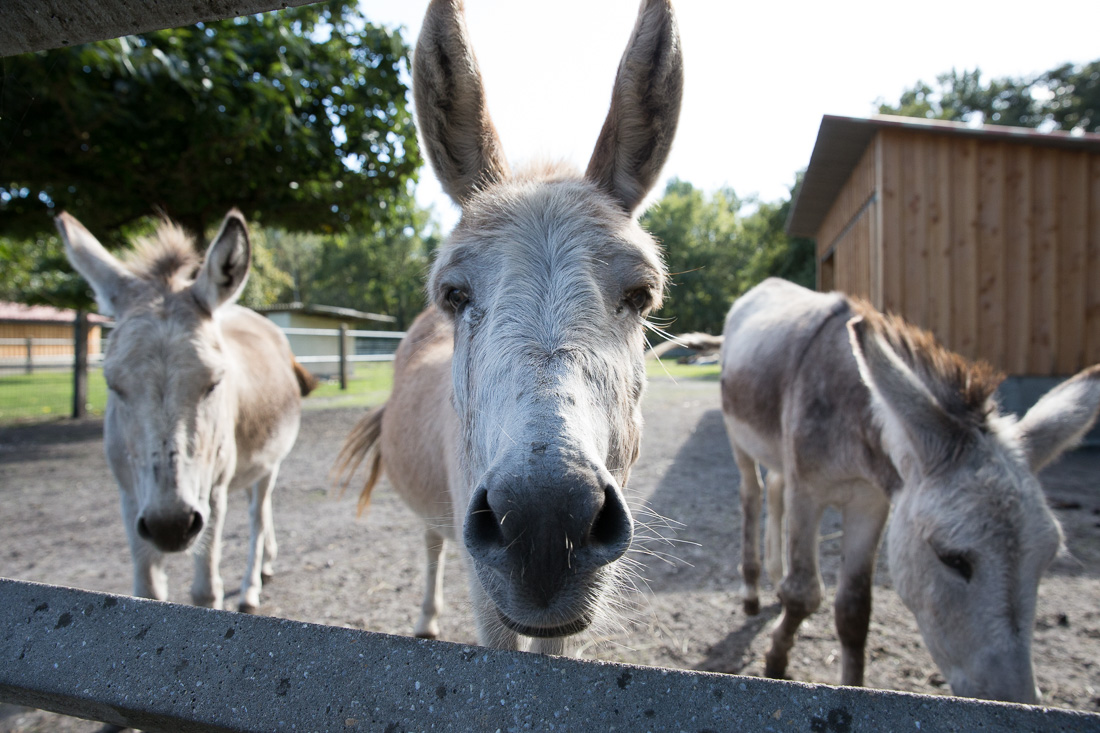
[1,578,1097,732]
[0,0,323,58]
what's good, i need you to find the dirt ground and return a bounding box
[2,375,1099,731]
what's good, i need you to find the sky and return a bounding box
[359,0,1100,231]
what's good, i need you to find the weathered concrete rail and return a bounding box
[2,579,1098,732]
[0,0,322,57]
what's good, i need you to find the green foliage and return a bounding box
[240,200,437,328]
[1041,61,1100,132]
[642,178,814,336]
[878,60,1100,132]
[0,0,420,309]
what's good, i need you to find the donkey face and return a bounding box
[415,0,682,639]
[58,211,251,554]
[851,318,1100,703]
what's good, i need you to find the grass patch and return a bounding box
[304,362,394,411]
[1,359,714,425]
[0,369,109,423]
[646,359,721,381]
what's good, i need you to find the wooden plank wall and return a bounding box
[817,144,878,259]
[875,129,1100,376]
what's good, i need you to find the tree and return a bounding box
[309,202,440,329]
[641,178,814,336]
[878,59,1100,132]
[1041,61,1100,132]
[0,1,420,247]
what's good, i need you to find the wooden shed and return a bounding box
[787,114,1100,377]
[0,302,110,371]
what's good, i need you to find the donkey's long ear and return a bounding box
[1013,365,1100,472]
[848,316,966,478]
[586,0,683,216]
[413,0,510,206]
[55,212,137,317]
[192,209,250,315]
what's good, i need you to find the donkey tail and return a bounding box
[332,404,386,517]
[292,357,319,397]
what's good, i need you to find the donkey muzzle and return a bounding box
[137,510,205,552]
[463,456,633,634]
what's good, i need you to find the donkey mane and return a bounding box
[123,220,202,288]
[851,298,1003,429]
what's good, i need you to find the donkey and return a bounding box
[720,277,1100,703]
[335,0,682,653]
[58,210,315,612]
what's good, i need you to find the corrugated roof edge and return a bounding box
[254,302,396,324]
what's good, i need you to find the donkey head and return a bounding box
[849,316,1100,703]
[414,0,682,640]
[58,211,251,554]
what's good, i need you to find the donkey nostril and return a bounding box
[136,517,151,540]
[185,511,203,540]
[464,487,505,551]
[589,485,632,553]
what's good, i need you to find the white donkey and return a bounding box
[721,277,1100,703]
[58,210,315,612]
[336,0,682,653]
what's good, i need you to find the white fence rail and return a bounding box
[0,322,408,419]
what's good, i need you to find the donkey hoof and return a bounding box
[763,657,789,680]
[414,630,439,640]
[238,602,259,614]
[743,598,761,616]
[261,572,274,584]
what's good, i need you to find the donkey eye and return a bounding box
[203,381,221,399]
[936,550,973,582]
[619,287,653,315]
[444,287,470,313]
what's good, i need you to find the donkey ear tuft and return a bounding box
[847,315,965,479]
[55,211,136,317]
[413,0,510,206]
[192,209,251,314]
[586,0,683,216]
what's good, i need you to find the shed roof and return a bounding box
[255,302,396,325]
[0,301,111,324]
[787,114,1100,238]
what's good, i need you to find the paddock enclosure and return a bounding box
[3,375,1100,730]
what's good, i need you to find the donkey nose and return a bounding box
[464,475,633,598]
[137,511,204,552]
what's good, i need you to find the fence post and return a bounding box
[72,310,88,419]
[25,336,33,374]
[338,322,348,391]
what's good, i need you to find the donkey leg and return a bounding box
[414,528,446,638]
[730,444,765,615]
[122,492,168,600]
[834,489,889,686]
[240,470,278,613]
[261,481,278,582]
[530,635,570,656]
[764,471,786,588]
[191,482,227,609]
[467,572,521,651]
[765,481,825,680]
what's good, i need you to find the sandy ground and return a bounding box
[2,375,1099,731]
